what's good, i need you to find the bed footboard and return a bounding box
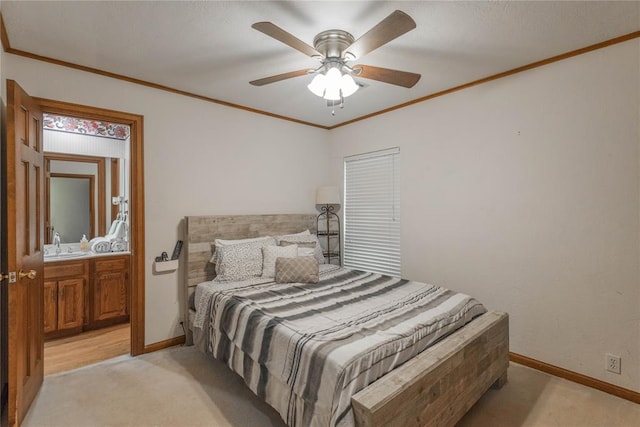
[351,310,509,427]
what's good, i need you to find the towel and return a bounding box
[107,220,120,236]
[104,221,128,242]
[110,240,128,252]
[91,238,111,253]
[108,221,127,241]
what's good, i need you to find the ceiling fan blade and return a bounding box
[250,69,310,86]
[345,10,416,60]
[252,22,322,58]
[354,65,421,88]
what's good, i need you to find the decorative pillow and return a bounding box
[276,234,325,264]
[210,235,273,264]
[279,241,316,259]
[275,256,319,284]
[215,237,276,281]
[262,244,298,278]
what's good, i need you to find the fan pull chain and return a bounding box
[329,96,345,116]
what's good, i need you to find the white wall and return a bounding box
[2,53,330,345]
[328,40,640,392]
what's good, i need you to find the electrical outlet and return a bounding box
[606,353,621,374]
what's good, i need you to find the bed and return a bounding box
[183,214,509,427]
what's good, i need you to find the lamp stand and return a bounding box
[317,204,341,265]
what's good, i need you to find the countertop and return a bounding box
[44,243,130,263]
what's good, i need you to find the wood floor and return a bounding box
[44,323,130,376]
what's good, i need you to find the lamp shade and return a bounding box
[307,74,326,97]
[340,74,359,97]
[316,186,340,205]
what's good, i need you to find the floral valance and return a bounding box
[43,114,130,140]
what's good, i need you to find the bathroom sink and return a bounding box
[44,252,89,260]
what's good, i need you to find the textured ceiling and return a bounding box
[2,1,639,128]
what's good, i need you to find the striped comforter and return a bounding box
[193,265,487,427]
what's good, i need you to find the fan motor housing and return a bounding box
[313,30,354,58]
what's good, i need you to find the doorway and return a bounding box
[35,98,145,359]
[41,114,135,375]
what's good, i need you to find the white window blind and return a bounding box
[343,147,400,276]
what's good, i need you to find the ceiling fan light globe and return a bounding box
[325,67,342,84]
[307,74,327,97]
[340,74,359,97]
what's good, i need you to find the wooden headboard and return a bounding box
[183,214,317,344]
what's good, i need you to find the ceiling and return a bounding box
[2,1,639,128]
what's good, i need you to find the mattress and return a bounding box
[193,266,486,427]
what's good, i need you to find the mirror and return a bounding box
[49,174,94,242]
[45,153,111,244]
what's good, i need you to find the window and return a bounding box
[343,147,400,276]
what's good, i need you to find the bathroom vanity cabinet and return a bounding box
[43,261,87,337]
[44,254,130,339]
[92,256,130,327]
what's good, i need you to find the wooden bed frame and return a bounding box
[183,214,509,427]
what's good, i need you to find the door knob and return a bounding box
[19,269,37,280]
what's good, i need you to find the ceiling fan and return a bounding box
[250,10,421,111]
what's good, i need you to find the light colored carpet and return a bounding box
[23,345,640,427]
[24,345,285,427]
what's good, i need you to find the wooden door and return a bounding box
[5,80,45,426]
[57,278,84,330]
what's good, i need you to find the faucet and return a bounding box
[53,232,61,255]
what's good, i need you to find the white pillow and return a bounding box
[214,237,276,281]
[280,241,316,259]
[297,247,315,258]
[210,235,273,264]
[276,234,325,264]
[261,244,298,278]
